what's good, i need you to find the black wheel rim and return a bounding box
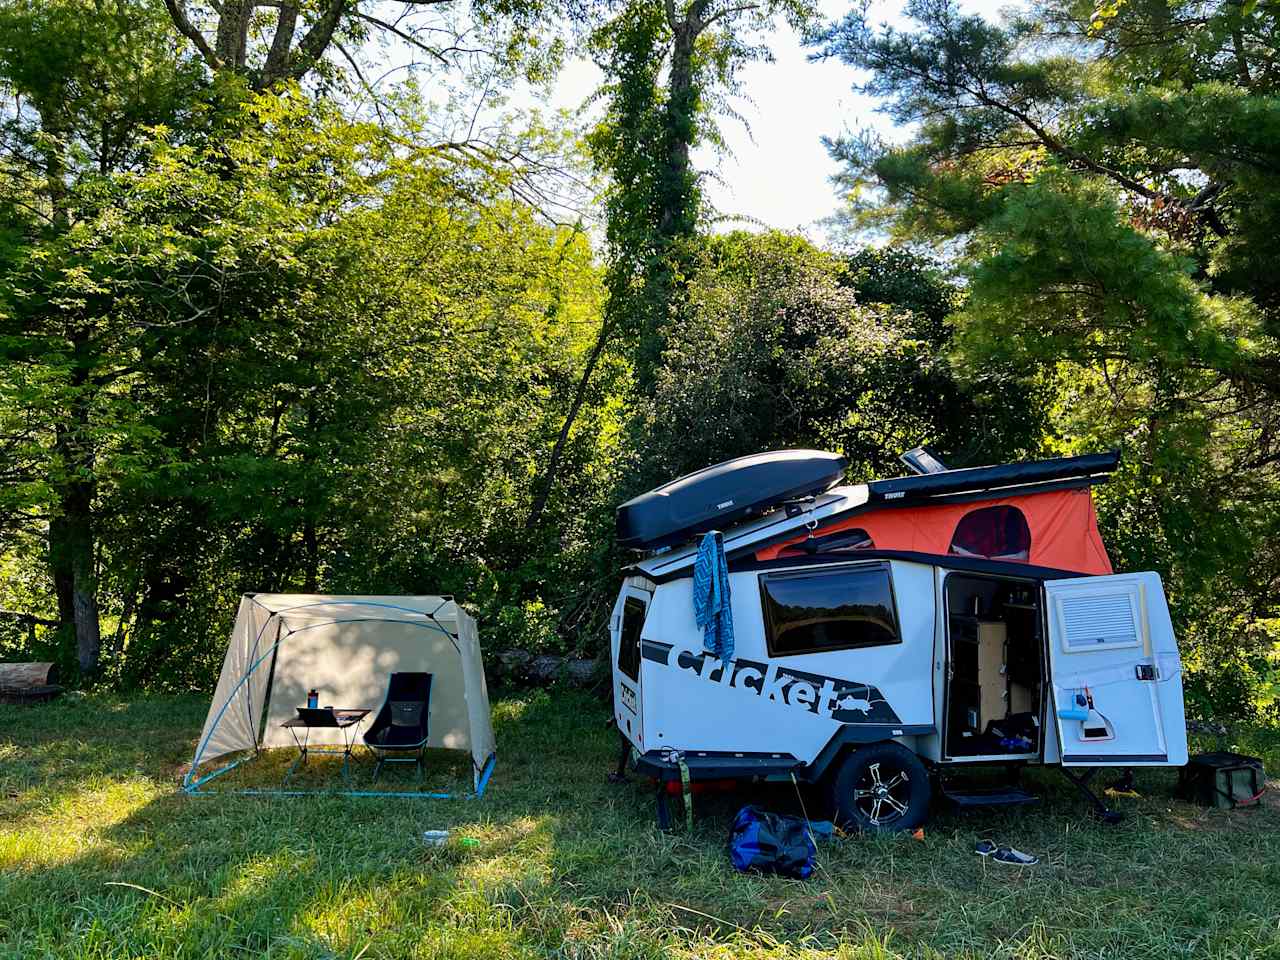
[852,760,911,826]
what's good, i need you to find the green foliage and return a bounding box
[588,0,817,393]
[629,232,1045,491]
[817,0,1280,718]
[0,73,613,684]
[7,0,1270,731]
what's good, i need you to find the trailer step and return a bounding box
[941,786,1041,808]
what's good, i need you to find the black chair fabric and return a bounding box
[364,672,432,752]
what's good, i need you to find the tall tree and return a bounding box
[816,0,1280,715]
[0,0,205,675]
[526,0,815,530]
[96,106,609,686]
[1,60,608,684]
[0,0,592,680]
[590,0,816,392]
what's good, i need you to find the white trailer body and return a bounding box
[610,450,1189,829]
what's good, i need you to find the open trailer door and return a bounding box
[1045,572,1187,767]
[611,583,651,749]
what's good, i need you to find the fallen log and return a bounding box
[0,662,63,704]
[0,662,57,688]
[493,649,600,687]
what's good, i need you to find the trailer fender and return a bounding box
[805,724,936,782]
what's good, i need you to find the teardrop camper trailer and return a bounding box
[610,449,1188,830]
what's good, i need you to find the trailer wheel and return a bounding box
[830,742,930,833]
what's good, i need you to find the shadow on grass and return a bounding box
[3,690,1280,959]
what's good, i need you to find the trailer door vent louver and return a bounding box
[1059,592,1139,650]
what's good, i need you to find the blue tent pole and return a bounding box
[475,753,497,797]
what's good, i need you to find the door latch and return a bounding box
[1134,664,1157,681]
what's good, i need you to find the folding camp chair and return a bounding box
[363,672,433,781]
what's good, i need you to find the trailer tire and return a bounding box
[830,742,930,833]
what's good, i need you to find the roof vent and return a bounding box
[899,446,948,475]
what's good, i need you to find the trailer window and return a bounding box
[617,597,646,682]
[949,505,1031,561]
[760,566,900,657]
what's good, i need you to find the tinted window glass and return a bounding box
[617,596,646,682]
[761,566,899,656]
[949,505,1031,560]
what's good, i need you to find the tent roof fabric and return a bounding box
[628,452,1117,580]
[187,594,496,795]
[245,593,462,621]
[754,487,1113,575]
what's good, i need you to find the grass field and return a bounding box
[2,689,1279,959]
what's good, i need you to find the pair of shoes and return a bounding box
[975,838,1039,865]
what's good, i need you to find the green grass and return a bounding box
[2,690,1279,959]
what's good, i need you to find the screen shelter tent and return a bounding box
[185,595,497,797]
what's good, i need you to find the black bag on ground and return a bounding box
[1178,752,1266,809]
[728,805,816,879]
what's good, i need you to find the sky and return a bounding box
[536,0,1013,242]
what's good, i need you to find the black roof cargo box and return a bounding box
[617,449,848,551]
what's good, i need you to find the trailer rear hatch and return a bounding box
[1045,572,1187,766]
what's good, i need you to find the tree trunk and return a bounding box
[48,515,76,627]
[45,138,76,635]
[47,505,98,677]
[261,3,300,87]
[57,463,101,676]
[303,514,319,593]
[215,0,252,70]
[50,359,102,679]
[631,7,704,394]
[301,393,320,593]
[660,18,698,240]
[71,542,101,676]
[38,111,103,678]
[526,318,614,531]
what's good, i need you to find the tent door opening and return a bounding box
[611,585,650,749]
[1045,573,1185,766]
[943,574,1045,762]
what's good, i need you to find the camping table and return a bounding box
[281,709,370,784]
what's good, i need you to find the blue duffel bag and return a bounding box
[728,805,816,879]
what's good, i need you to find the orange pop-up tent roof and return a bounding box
[756,486,1113,576]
